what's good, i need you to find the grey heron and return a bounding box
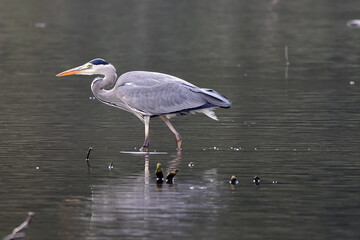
[56,58,231,151]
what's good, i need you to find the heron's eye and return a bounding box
[86,64,93,69]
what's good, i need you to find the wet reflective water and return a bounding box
[1,0,360,239]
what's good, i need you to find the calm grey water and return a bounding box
[1,0,360,239]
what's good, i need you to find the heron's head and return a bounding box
[56,58,115,77]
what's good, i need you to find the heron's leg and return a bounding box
[160,116,182,150]
[140,116,150,152]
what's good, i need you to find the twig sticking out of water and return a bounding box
[86,147,93,169]
[3,232,25,240]
[3,212,35,240]
[285,45,290,66]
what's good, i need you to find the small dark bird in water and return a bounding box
[155,163,164,183]
[230,175,238,185]
[166,169,179,183]
[253,176,260,185]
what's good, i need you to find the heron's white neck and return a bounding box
[90,65,117,102]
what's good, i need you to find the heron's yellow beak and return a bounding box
[56,66,83,77]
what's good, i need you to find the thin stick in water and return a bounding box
[3,212,35,240]
[285,45,290,66]
[86,147,93,168]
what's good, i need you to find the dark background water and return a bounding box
[0,0,360,239]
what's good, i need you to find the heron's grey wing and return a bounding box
[113,71,231,116]
[117,81,207,116]
[115,71,198,88]
[190,88,232,108]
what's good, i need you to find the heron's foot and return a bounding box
[176,135,182,151]
[140,146,149,152]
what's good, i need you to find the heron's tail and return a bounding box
[198,88,232,108]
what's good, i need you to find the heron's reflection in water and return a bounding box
[89,151,204,238]
[88,151,223,238]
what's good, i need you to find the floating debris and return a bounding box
[89,96,96,100]
[229,175,238,185]
[229,146,241,151]
[3,212,35,240]
[272,180,278,184]
[347,19,360,28]
[188,162,194,168]
[350,81,355,85]
[34,22,46,28]
[155,163,164,183]
[189,186,207,190]
[253,176,260,185]
[120,151,167,155]
[108,162,114,170]
[85,147,93,168]
[35,167,39,170]
[166,169,178,183]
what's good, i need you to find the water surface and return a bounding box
[0,0,360,239]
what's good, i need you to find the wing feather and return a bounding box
[118,81,206,115]
[112,71,230,116]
